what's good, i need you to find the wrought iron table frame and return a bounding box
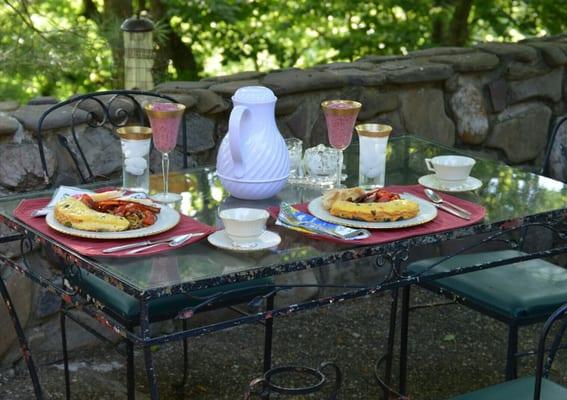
[1,135,566,399]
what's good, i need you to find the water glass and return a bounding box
[355,124,392,189]
[285,138,303,180]
[303,144,340,186]
[117,126,152,193]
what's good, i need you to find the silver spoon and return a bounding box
[126,233,202,254]
[424,188,471,216]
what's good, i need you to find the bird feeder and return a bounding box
[121,14,154,90]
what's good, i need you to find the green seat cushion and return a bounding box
[407,250,567,319]
[449,376,567,400]
[73,272,274,322]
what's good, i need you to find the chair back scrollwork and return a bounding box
[36,89,188,187]
[534,302,567,400]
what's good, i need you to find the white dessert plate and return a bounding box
[418,174,482,193]
[207,230,281,252]
[46,205,180,239]
[307,193,437,229]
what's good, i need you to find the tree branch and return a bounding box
[3,0,51,43]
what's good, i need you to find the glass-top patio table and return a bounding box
[0,135,566,399]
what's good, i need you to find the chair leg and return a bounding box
[263,294,275,373]
[126,338,136,400]
[505,324,519,380]
[60,306,71,400]
[0,270,43,399]
[399,286,411,396]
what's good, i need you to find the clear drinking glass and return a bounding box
[303,144,340,186]
[144,102,186,203]
[285,137,303,182]
[116,126,152,193]
[321,100,362,188]
[355,123,392,189]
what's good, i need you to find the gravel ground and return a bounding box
[0,286,565,400]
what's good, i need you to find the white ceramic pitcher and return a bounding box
[217,86,290,200]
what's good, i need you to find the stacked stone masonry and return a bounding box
[2,35,567,365]
[2,35,567,192]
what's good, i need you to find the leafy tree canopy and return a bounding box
[1,0,566,102]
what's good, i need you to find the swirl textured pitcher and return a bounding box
[217,86,290,200]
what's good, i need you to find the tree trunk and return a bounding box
[448,0,474,46]
[150,0,199,83]
[103,0,132,20]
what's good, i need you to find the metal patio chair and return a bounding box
[447,301,567,399]
[35,89,190,187]
[30,90,276,399]
[399,116,567,392]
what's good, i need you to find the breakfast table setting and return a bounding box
[1,86,567,399]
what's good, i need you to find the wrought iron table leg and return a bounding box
[0,271,43,399]
[182,319,189,385]
[126,333,136,400]
[263,294,275,373]
[399,286,410,396]
[384,288,399,399]
[60,303,71,400]
[246,362,342,399]
[140,300,159,400]
[173,318,189,388]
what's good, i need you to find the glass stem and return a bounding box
[162,152,170,195]
[337,149,343,188]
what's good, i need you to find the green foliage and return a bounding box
[1,0,566,102]
[1,0,117,100]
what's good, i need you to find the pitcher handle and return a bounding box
[229,105,248,179]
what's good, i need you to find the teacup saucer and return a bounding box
[207,230,281,252]
[418,174,482,192]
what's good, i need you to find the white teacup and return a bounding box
[219,208,269,243]
[425,155,476,184]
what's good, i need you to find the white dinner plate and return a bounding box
[418,174,482,192]
[46,204,180,239]
[208,230,281,252]
[307,193,437,229]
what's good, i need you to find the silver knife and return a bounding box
[103,234,187,253]
[430,201,471,220]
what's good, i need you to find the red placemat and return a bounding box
[13,198,216,257]
[270,185,486,245]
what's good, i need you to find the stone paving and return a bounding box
[1,286,563,400]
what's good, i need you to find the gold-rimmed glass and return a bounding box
[144,102,186,203]
[321,100,362,187]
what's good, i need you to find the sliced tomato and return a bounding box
[142,210,157,226]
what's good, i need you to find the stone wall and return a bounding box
[2,35,567,366]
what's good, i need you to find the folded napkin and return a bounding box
[31,186,95,217]
[14,197,216,258]
[277,203,371,240]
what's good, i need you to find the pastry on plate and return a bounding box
[322,187,366,210]
[329,199,420,222]
[54,197,130,232]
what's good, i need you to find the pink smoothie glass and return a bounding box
[144,102,186,203]
[321,100,362,187]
